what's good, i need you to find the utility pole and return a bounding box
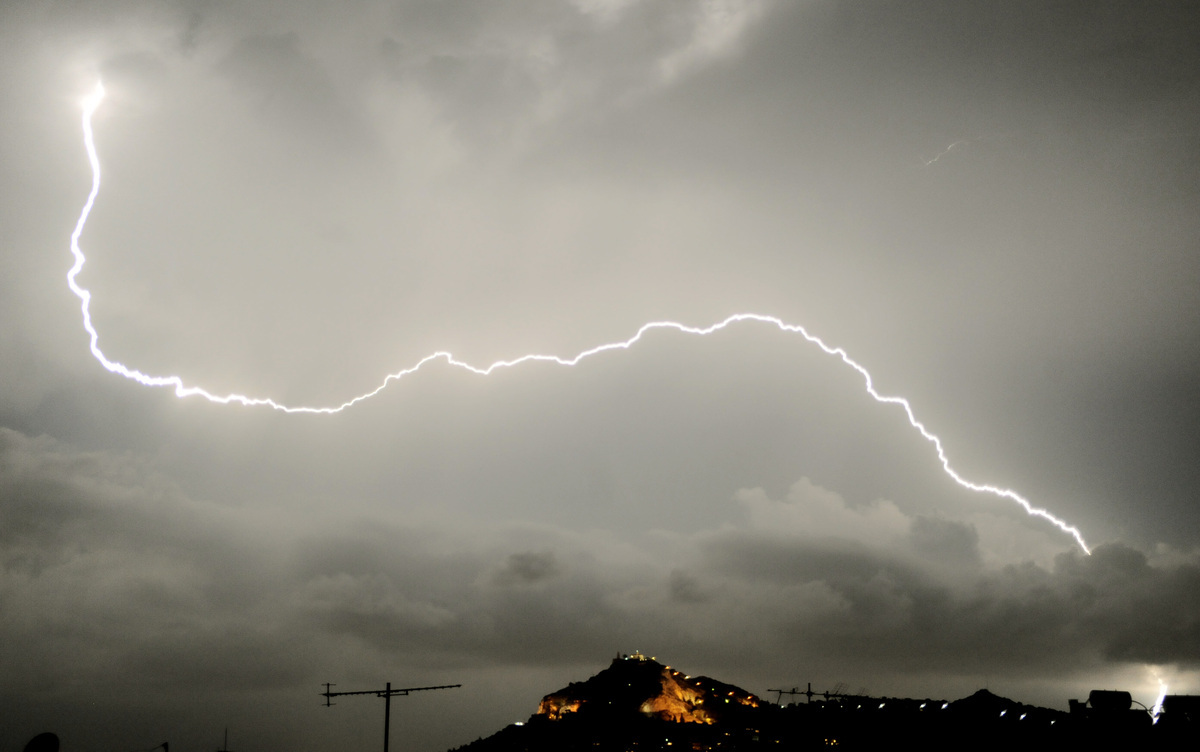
[321,681,461,752]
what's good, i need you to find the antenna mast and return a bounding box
[321,681,462,752]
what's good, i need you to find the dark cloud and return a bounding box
[667,568,708,604]
[494,549,562,584]
[3,422,1200,745]
[908,515,981,567]
[692,524,1200,680]
[217,31,376,152]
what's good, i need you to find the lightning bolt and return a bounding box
[1151,673,1168,724]
[923,139,969,167]
[68,82,1091,554]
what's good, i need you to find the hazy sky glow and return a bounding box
[3,2,1200,750]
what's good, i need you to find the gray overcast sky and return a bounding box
[2,1,1200,750]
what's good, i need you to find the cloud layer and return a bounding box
[4,426,1199,748]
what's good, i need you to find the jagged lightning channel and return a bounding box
[922,139,970,167]
[68,82,1091,554]
[1151,674,1168,724]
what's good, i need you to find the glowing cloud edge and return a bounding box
[67,82,1091,554]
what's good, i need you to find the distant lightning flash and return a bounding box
[922,139,969,167]
[68,82,1091,554]
[1151,673,1168,724]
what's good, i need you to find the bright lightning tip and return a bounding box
[83,81,105,111]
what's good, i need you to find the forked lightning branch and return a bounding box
[67,82,1092,554]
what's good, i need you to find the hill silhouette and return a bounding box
[452,653,1197,751]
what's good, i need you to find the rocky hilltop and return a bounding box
[536,651,759,724]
